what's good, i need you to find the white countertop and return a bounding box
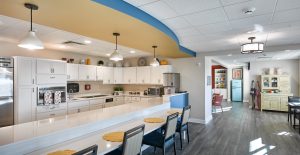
[0,98,170,154]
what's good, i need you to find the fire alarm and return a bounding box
[85,84,91,90]
[243,7,256,15]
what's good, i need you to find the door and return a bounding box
[231,80,242,102]
[67,64,78,81]
[52,61,66,75]
[37,59,52,74]
[16,86,36,124]
[78,65,96,81]
[137,66,150,84]
[102,67,114,84]
[96,66,103,81]
[114,67,123,84]
[16,57,36,86]
[123,67,136,84]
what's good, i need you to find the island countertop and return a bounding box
[0,98,170,154]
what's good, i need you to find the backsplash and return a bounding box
[122,84,162,92]
[69,81,115,95]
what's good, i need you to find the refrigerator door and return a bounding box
[231,80,243,102]
[0,67,14,127]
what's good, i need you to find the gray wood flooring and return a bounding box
[142,102,300,155]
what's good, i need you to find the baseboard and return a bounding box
[189,116,212,124]
[243,99,249,103]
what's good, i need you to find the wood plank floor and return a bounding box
[143,102,300,155]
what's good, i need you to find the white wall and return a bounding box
[250,59,299,96]
[168,56,212,124]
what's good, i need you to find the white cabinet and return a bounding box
[78,65,97,81]
[150,65,172,84]
[37,59,66,75]
[102,67,114,84]
[67,100,90,114]
[68,106,89,115]
[15,86,36,124]
[89,98,105,110]
[14,57,37,124]
[96,66,104,81]
[36,75,67,85]
[137,66,151,84]
[124,96,140,103]
[114,67,123,84]
[67,64,78,81]
[36,110,66,120]
[123,67,137,84]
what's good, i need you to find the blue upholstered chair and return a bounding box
[176,105,191,150]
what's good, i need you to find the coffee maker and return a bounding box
[163,73,180,94]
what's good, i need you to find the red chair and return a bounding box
[213,95,223,112]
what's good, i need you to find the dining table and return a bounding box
[288,102,300,129]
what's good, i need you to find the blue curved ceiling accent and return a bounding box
[93,0,196,57]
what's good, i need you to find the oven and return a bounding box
[37,86,66,105]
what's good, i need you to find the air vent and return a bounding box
[62,41,85,46]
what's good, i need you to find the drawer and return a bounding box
[132,97,140,101]
[36,109,66,120]
[115,97,124,101]
[90,104,103,111]
[36,74,67,84]
[68,100,89,108]
[37,103,67,113]
[68,106,89,114]
[89,98,105,105]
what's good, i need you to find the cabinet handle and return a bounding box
[32,78,35,84]
[32,88,34,92]
[53,68,55,73]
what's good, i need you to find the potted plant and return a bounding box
[114,86,124,95]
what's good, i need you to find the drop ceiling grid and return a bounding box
[125,0,300,52]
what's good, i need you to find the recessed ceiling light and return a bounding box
[106,53,111,56]
[284,50,291,52]
[84,40,91,44]
[130,50,136,54]
[227,54,232,56]
[276,58,281,60]
[59,45,66,49]
[243,7,256,15]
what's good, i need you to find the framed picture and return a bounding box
[232,68,243,79]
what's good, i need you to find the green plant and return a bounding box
[114,86,123,91]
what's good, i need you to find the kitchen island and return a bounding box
[0,98,172,155]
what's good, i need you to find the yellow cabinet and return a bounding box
[280,97,288,111]
[260,94,291,111]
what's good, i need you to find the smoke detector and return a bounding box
[243,7,256,15]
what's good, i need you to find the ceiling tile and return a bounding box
[276,0,300,11]
[273,8,300,24]
[139,1,177,20]
[174,27,202,38]
[224,0,277,20]
[163,0,221,15]
[196,22,232,34]
[220,0,251,6]
[124,0,159,7]
[183,8,228,26]
[229,14,273,30]
[162,17,191,30]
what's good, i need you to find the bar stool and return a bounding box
[176,105,191,150]
[142,112,179,155]
[73,145,98,155]
[105,124,145,155]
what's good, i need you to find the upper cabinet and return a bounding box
[37,59,66,75]
[150,65,172,85]
[96,66,103,81]
[137,66,151,84]
[14,57,36,86]
[123,67,137,84]
[78,65,97,81]
[102,67,114,84]
[67,64,79,81]
[114,67,123,84]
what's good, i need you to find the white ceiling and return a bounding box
[124,0,300,53]
[0,15,150,58]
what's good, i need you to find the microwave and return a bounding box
[148,87,163,96]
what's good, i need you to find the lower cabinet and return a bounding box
[260,94,292,111]
[68,106,90,115]
[36,110,66,120]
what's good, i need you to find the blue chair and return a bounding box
[105,124,145,155]
[73,145,98,155]
[142,112,179,155]
[176,105,191,150]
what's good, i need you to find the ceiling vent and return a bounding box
[62,41,85,46]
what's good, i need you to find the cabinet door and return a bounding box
[15,57,36,86]
[137,66,151,84]
[67,64,78,81]
[52,61,66,75]
[36,74,67,84]
[123,67,136,84]
[36,110,66,120]
[37,59,52,74]
[102,67,114,84]
[78,65,96,81]
[270,97,280,110]
[96,66,103,81]
[114,67,123,84]
[87,65,97,81]
[280,97,288,111]
[68,106,89,115]
[261,100,270,110]
[15,86,36,124]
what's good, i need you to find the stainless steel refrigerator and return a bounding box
[0,57,14,127]
[231,80,243,102]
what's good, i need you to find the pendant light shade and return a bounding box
[110,33,123,61]
[18,3,44,50]
[241,37,264,54]
[150,45,160,67]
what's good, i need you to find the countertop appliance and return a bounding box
[231,80,243,102]
[0,57,14,127]
[67,83,79,93]
[148,87,164,96]
[163,73,180,93]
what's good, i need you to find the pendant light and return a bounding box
[150,45,160,67]
[241,37,264,54]
[18,3,44,50]
[109,33,123,61]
